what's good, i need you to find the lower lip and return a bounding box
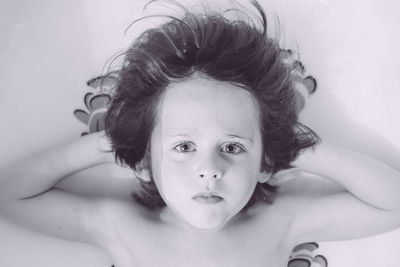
[192,196,223,204]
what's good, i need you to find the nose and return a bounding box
[196,155,223,182]
[198,168,222,191]
[198,172,222,180]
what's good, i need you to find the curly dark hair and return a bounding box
[102,0,319,210]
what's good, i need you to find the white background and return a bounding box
[0,0,399,266]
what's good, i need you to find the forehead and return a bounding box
[157,76,260,135]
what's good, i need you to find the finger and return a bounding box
[109,164,135,179]
[269,169,300,185]
[98,133,113,152]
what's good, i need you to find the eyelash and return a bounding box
[173,141,196,153]
[173,142,245,154]
[221,143,245,154]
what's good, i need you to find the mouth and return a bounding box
[192,192,224,204]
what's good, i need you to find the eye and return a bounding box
[221,143,245,154]
[173,141,196,153]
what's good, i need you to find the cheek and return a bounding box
[161,158,193,178]
[157,160,194,195]
[224,161,260,193]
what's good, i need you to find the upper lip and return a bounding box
[192,192,223,199]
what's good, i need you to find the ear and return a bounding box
[133,160,152,182]
[258,155,273,183]
[258,171,272,183]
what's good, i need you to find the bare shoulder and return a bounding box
[92,196,157,244]
[96,196,155,225]
[243,194,308,254]
[92,196,163,265]
[250,193,302,234]
[275,190,400,245]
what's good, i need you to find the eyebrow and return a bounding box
[226,134,254,144]
[165,133,195,140]
[167,133,192,138]
[165,133,254,143]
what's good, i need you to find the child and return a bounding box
[1,1,399,267]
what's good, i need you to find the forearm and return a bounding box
[0,132,113,200]
[294,142,400,211]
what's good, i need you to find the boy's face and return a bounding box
[150,76,268,230]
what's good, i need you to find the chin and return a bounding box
[189,220,223,231]
[184,210,231,231]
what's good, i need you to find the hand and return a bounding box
[90,131,135,179]
[72,131,115,165]
[291,144,322,172]
[269,145,320,187]
[98,132,113,152]
[269,168,304,186]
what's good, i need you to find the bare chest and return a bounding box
[99,197,300,267]
[131,233,292,267]
[106,213,294,267]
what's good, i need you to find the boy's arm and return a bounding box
[0,132,113,200]
[0,132,114,244]
[287,142,400,243]
[295,143,400,211]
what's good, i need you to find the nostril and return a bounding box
[198,173,221,180]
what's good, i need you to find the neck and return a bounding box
[159,206,246,237]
